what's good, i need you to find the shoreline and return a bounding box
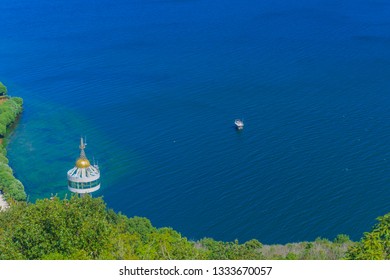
[0,85,26,204]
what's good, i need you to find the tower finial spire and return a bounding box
[79,137,87,159]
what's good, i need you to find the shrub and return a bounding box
[334,234,351,244]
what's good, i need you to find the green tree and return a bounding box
[333,234,351,244]
[346,213,390,259]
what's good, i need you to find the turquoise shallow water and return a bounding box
[2,0,390,244]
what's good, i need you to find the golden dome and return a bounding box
[76,157,91,168]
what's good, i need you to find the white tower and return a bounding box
[67,138,100,195]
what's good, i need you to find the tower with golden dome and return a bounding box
[67,138,100,195]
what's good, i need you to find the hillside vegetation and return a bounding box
[0,195,356,260]
[0,84,26,201]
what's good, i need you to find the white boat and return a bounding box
[234,119,244,129]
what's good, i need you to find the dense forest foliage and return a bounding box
[0,97,23,137]
[0,90,26,201]
[0,196,260,260]
[0,195,356,260]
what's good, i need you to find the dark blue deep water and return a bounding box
[1,0,390,244]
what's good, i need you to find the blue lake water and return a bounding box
[1,0,390,244]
